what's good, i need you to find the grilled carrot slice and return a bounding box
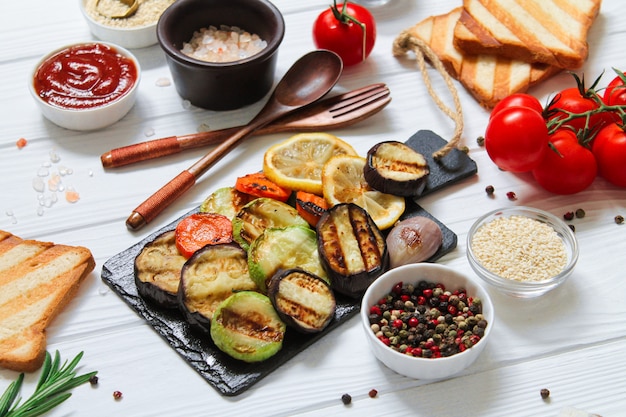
[235,172,291,202]
[295,190,329,227]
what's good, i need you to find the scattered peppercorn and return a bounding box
[89,375,99,385]
[485,185,495,196]
[615,215,624,225]
[113,391,123,400]
[459,146,470,154]
[368,389,378,398]
[341,393,352,405]
[563,211,575,221]
[540,388,550,399]
[476,136,485,146]
[506,191,517,201]
[575,208,585,218]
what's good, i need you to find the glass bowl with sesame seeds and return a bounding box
[466,206,579,298]
[360,263,494,380]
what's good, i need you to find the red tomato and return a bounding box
[490,93,544,119]
[175,213,233,258]
[532,129,597,195]
[484,106,549,172]
[548,87,613,133]
[592,123,626,187]
[312,2,376,66]
[603,70,626,107]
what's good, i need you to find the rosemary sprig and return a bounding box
[0,351,97,417]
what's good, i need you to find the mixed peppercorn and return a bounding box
[368,280,487,358]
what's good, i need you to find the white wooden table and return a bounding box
[1,0,625,415]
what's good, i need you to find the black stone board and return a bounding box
[100,129,476,396]
[404,129,478,196]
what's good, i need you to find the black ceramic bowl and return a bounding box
[157,0,285,110]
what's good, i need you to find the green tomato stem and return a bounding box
[330,0,368,63]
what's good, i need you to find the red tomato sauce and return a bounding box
[33,43,138,110]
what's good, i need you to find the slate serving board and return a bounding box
[101,129,477,396]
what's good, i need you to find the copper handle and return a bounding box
[126,170,196,230]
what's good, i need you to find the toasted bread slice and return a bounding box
[0,230,95,372]
[406,7,561,108]
[454,0,601,69]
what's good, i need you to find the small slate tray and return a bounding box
[101,129,476,396]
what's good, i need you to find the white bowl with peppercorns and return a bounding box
[361,263,494,380]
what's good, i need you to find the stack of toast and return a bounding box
[398,0,602,108]
[0,230,95,372]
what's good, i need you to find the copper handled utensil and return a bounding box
[125,50,343,231]
[101,83,391,168]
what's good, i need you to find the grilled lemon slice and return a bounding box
[263,132,357,195]
[322,155,405,230]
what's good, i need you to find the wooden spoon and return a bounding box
[126,50,343,230]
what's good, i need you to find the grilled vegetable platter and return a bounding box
[101,129,477,396]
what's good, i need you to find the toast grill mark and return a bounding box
[456,0,601,69]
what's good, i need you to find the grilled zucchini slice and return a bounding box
[248,225,328,293]
[232,197,309,251]
[316,203,389,297]
[178,242,257,334]
[268,268,336,334]
[210,291,286,363]
[199,186,255,219]
[134,230,187,308]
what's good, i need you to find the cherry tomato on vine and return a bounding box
[532,129,597,195]
[547,86,614,133]
[490,93,544,120]
[592,123,626,188]
[603,70,626,107]
[484,106,549,172]
[312,1,376,66]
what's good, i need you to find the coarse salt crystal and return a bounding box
[32,177,45,193]
[65,188,80,203]
[16,138,27,149]
[155,77,171,87]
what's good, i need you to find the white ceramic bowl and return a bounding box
[466,206,578,298]
[79,0,164,49]
[361,263,494,380]
[29,42,140,131]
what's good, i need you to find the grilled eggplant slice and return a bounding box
[210,291,286,363]
[316,203,389,298]
[178,242,257,334]
[134,230,187,308]
[248,225,328,293]
[199,186,255,219]
[232,197,309,251]
[364,141,430,197]
[267,269,336,334]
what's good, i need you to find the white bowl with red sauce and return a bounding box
[29,42,140,131]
